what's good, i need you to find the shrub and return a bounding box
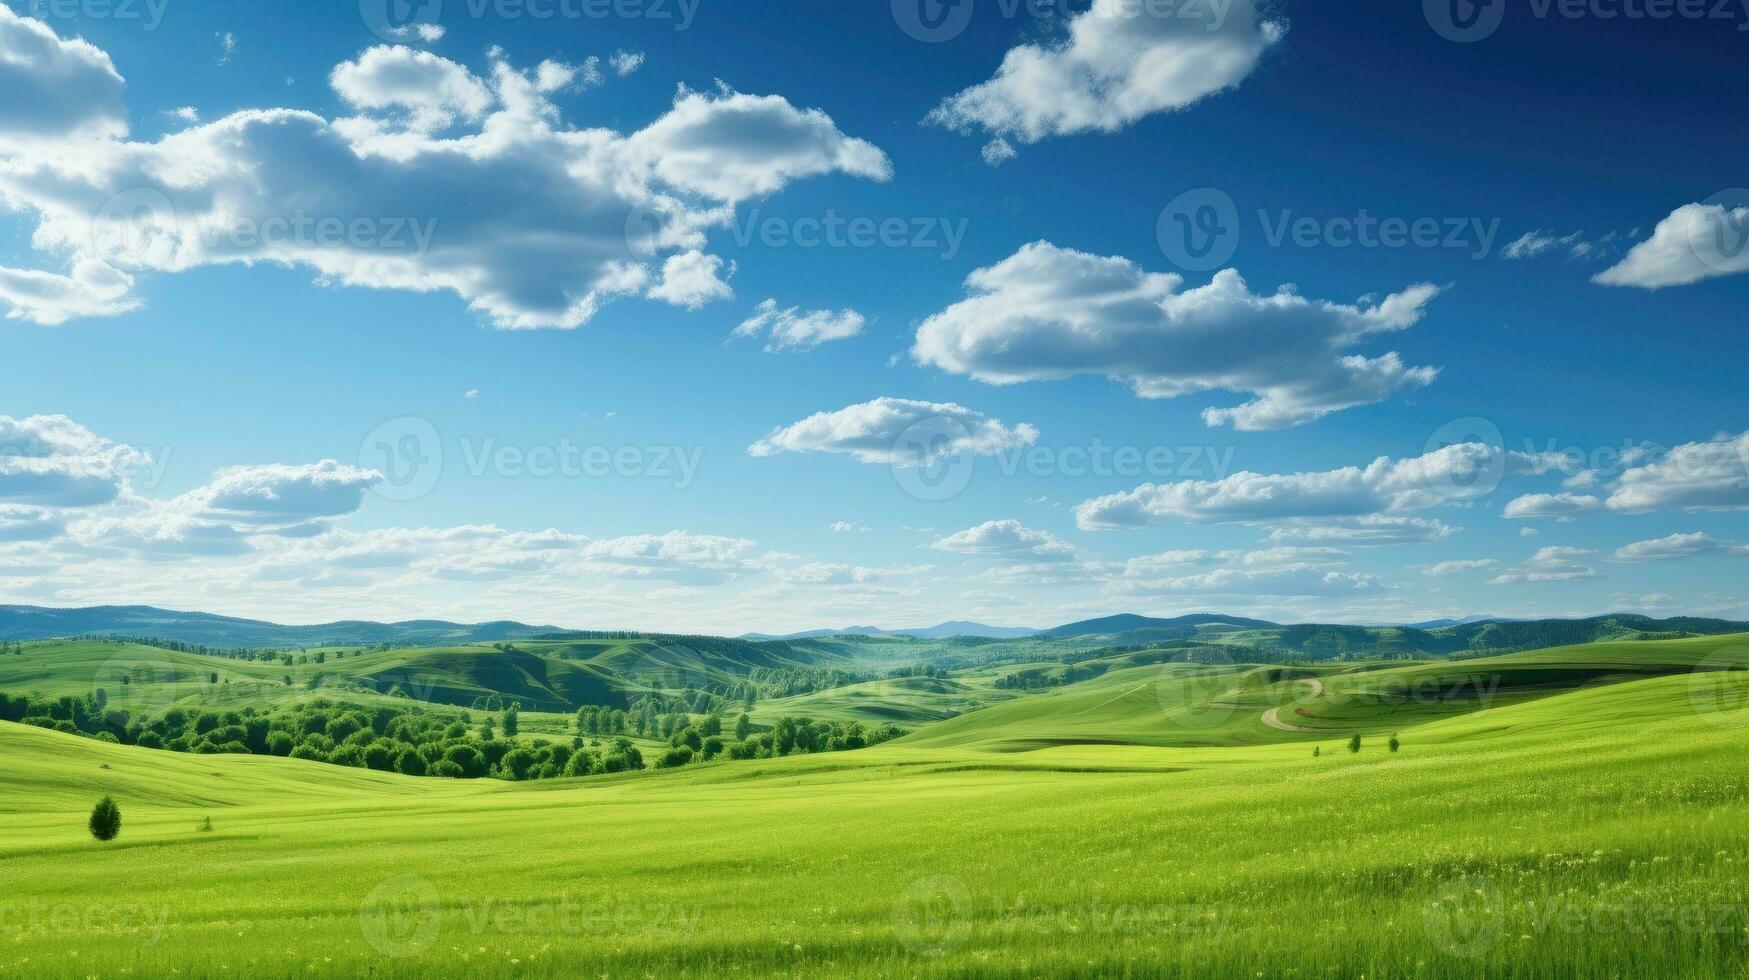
[396,748,428,777]
[1388,734,1401,753]
[89,797,122,841]
[1347,733,1362,754]
[658,746,694,768]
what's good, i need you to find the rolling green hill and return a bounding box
[8,632,1749,976]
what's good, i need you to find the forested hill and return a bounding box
[0,605,559,648]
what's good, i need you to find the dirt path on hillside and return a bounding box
[1260,678,1325,733]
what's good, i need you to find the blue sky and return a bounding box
[0,0,1746,632]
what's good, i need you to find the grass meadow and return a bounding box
[5,634,1749,976]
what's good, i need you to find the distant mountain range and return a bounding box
[740,621,1039,641]
[0,605,560,648]
[3,604,1746,657]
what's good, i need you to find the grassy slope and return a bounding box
[6,635,1749,976]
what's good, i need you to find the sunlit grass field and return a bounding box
[6,634,1749,976]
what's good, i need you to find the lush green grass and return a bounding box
[7,634,1749,977]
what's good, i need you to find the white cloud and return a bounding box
[330,45,493,133]
[577,531,763,585]
[782,562,884,586]
[1489,546,1602,585]
[1120,549,1212,577]
[927,0,1283,155]
[1503,431,1749,517]
[912,242,1441,430]
[931,520,1078,563]
[647,250,735,309]
[1422,559,1500,577]
[830,521,871,533]
[610,51,645,77]
[0,5,126,143]
[1595,202,1749,288]
[1520,526,1540,537]
[1075,442,1559,530]
[1605,431,1749,513]
[0,260,140,326]
[749,397,1037,465]
[167,107,200,123]
[216,32,236,65]
[1501,230,1588,260]
[1112,565,1380,598]
[0,415,147,507]
[1612,532,1748,563]
[70,460,381,557]
[732,299,865,351]
[1501,492,1605,519]
[1266,515,1458,546]
[0,30,888,330]
[1225,546,1350,568]
[0,507,65,543]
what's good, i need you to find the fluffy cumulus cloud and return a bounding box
[577,531,764,585]
[0,259,140,325]
[1595,202,1749,289]
[748,397,1037,465]
[1489,546,1602,585]
[329,45,493,133]
[1075,443,1560,530]
[1421,559,1500,577]
[1111,565,1381,598]
[912,242,1441,430]
[1504,431,1749,518]
[1266,516,1458,547]
[732,299,865,351]
[930,520,1078,563]
[0,415,148,508]
[0,26,889,329]
[71,460,382,558]
[1501,492,1605,519]
[927,0,1284,159]
[0,6,127,144]
[0,507,65,543]
[1612,532,1748,563]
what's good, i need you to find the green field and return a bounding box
[6,632,1749,976]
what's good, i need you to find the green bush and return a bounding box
[88,797,121,842]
